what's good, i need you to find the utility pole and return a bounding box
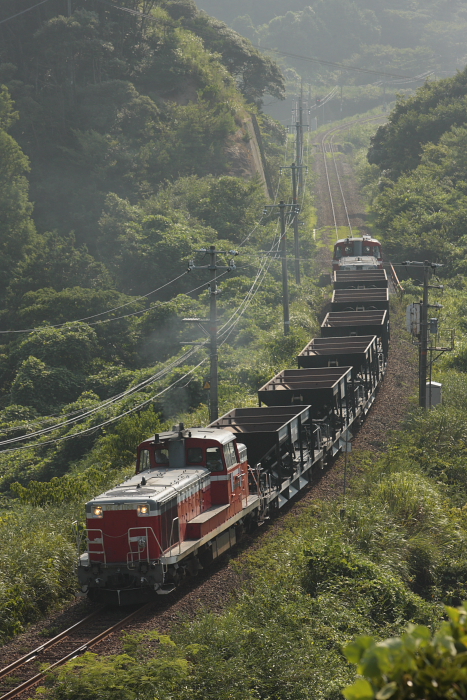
[263,201,300,335]
[403,261,444,408]
[297,82,303,194]
[281,162,308,284]
[420,262,430,410]
[279,202,290,336]
[185,246,237,422]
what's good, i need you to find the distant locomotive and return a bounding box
[332,235,383,271]
[78,266,390,605]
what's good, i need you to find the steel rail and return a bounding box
[318,115,386,240]
[0,609,105,680]
[318,126,340,240]
[0,602,154,700]
[329,130,353,235]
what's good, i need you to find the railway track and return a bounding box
[0,603,153,699]
[317,115,386,239]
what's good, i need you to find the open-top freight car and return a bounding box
[297,335,382,402]
[331,288,389,312]
[333,269,388,289]
[321,309,390,359]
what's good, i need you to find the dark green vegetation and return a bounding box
[38,301,467,698]
[365,67,467,272]
[0,0,327,642]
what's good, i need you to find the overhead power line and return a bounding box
[254,44,432,81]
[1,358,208,453]
[0,344,206,447]
[0,0,51,25]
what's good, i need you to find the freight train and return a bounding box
[77,255,390,605]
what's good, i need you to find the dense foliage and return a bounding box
[361,69,467,271]
[0,0,324,642]
[196,0,467,89]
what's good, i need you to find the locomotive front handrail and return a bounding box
[169,517,181,554]
[86,529,106,565]
[127,526,163,566]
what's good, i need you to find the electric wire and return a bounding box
[0,344,206,447]
[0,272,189,335]
[254,45,433,81]
[0,0,51,25]
[0,273,220,336]
[0,358,208,453]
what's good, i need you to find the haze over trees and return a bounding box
[197,0,467,85]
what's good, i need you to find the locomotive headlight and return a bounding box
[138,504,150,516]
[93,506,103,518]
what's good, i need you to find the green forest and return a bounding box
[4,0,467,699]
[198,0,467,80]
[197,0,467,122]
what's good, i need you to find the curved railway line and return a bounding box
[0,113,408,700]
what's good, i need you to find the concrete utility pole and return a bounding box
[263,201,300,335]
[403,260,443,408]
[281,162,307,284]
[297,82,303,194]
[185,246,237,422]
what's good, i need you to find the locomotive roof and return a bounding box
[88,466,209,507]
[335,236,381,244]
[140,427,236,448]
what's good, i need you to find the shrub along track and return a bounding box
[0,115,417,687]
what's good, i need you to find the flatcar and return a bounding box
[332,235,383,271]
[77,265,389,605]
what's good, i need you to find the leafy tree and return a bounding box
[13,323,98,370]
[343,604,467,700]
[10,356,85,413]
[0,86,36,302]
[173,11,285,104]
[368,67,467,177]
[5,232,110,303]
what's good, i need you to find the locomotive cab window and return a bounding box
[224,441,238,468]
[206,447,224,471]
[187,447,204,464]
[139,449,151,471]
[155,449,169,465]
[335,247,342,259]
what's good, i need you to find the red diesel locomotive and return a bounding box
[79,426,259,604]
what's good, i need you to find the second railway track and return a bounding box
[0,603,154,700]
[317,115,386,239]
